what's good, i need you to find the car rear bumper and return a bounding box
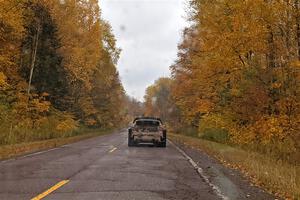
[133,132,163,143]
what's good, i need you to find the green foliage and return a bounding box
[200,128,230,144]
[177,126,199,138]
[20,1,68,110]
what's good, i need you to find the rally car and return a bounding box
[128,117,167,147]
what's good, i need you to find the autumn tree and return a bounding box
[0,0,126,144]
[124,96,144,120]
[90,21,124,127]
[0,0,24,80]
[144,77,181,126]
[20,1,67,105]
[170,0,300,160]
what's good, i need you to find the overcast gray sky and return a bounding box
[101,0,188,101]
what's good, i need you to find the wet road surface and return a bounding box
[0,130,276,200]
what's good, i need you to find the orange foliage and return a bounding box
[170,0,300,151]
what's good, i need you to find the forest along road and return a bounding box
[0,130,276,200]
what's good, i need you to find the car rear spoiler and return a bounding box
[133,117,163,124]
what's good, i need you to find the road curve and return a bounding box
[0,130,275,200]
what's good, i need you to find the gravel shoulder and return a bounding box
[170,139,280,200]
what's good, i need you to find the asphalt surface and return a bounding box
[0,130,275,200]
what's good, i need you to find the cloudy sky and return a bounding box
[101,0,188,101]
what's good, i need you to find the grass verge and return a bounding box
[169,133,300,200]
[0,128,116,161]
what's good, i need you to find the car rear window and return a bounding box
[136,120,160,126]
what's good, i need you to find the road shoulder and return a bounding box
[170,134,280,200]
[0,128,119,161]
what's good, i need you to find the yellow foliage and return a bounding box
[0,0,24,74]
[84,118,97,126]
[34,117,49,128]
[144,77,173,118]
[30,98,51,113]
[0,72,8,88]
[199,113,229,132]
[195,99,215,114]
[271,82,282,89]
[170,0,300,152]
[230,88,241,97]
[56,117,78,132]
[0,0,124,146]
[49,0,102,89]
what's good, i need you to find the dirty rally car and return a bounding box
[128,117,167,147]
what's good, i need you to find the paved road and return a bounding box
[0,130,275,200]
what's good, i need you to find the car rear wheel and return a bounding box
[128,129,134,147]
[158,130,167,147]
[128,138,134,147]
[158,141,166,147]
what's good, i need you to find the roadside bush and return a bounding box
[0,106,80,145]
[55,113,79,135]
[175,126,198,137]
[200,128,230,144]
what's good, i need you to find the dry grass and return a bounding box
[0,129,113,160]
[170,133,300,200]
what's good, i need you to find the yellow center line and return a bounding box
[109,147,117,153]
[31,180,69,200]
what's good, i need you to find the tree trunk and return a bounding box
[267,26,276,69]
[295,0,300,60]
[285,0,292,61]
[27,25,40,96]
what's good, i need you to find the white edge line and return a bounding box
[0,147,60,163]
[22,148,59,158]
[1,147,59,164]
[168,139,229,200]
[1,158,15,163]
